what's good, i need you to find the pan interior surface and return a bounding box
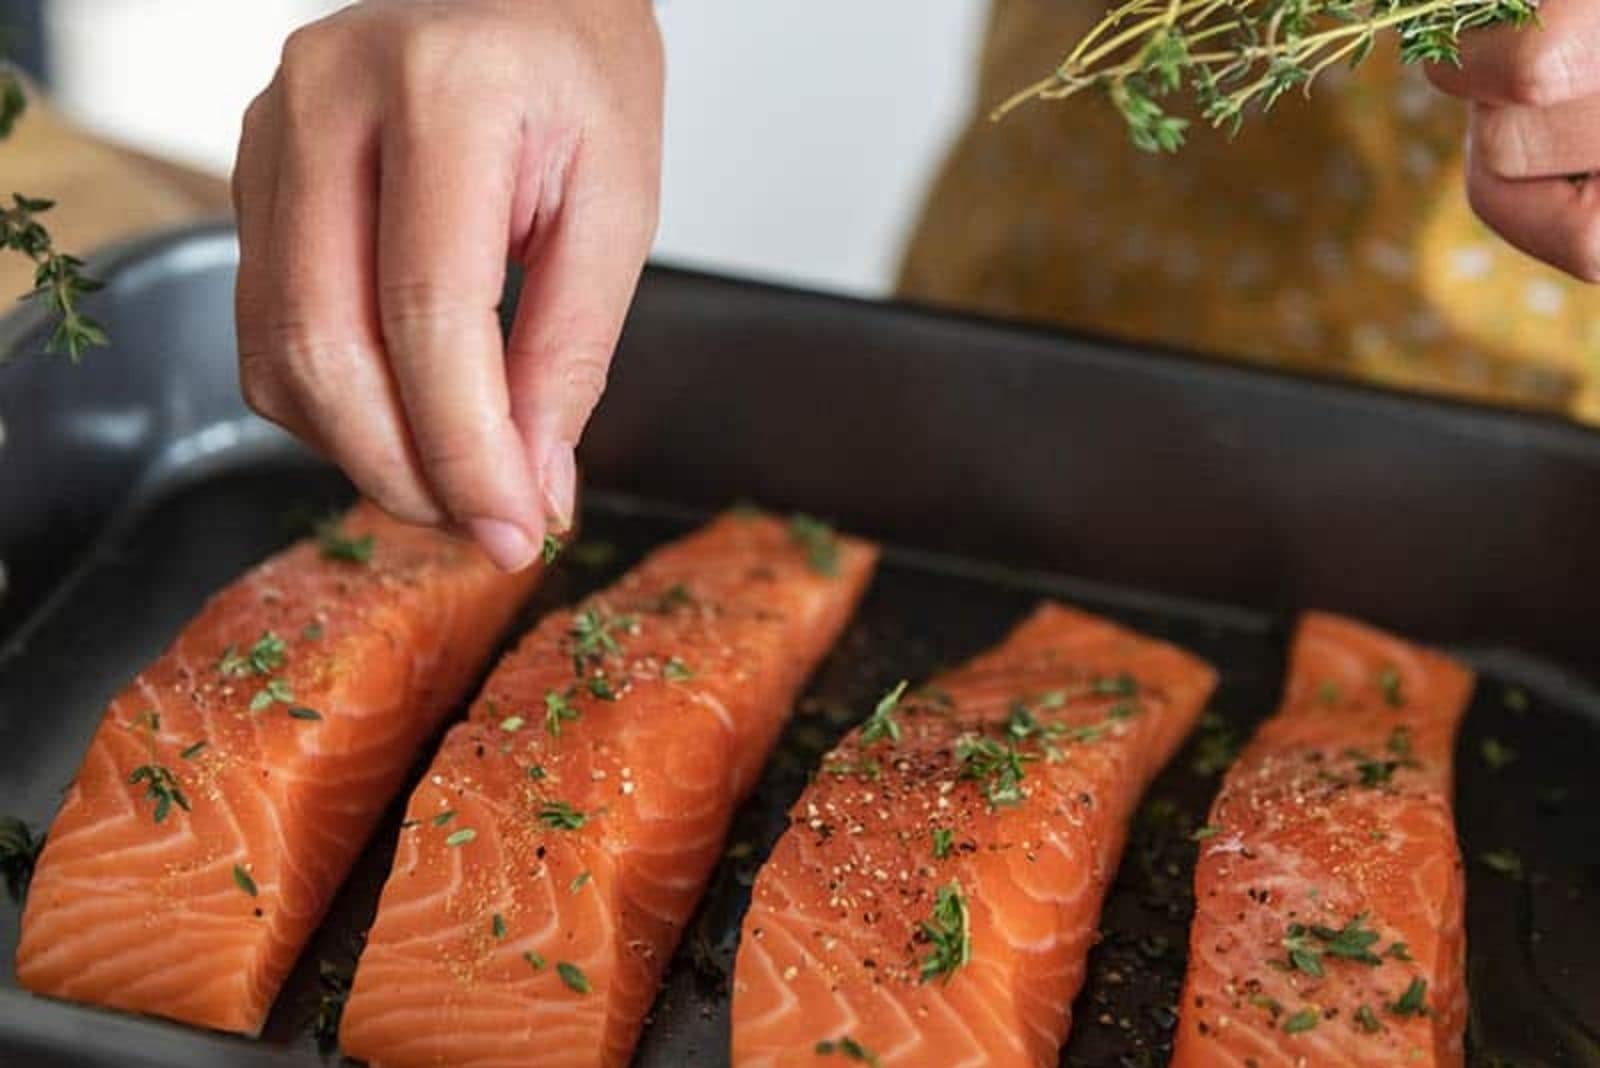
[0,443,1594,1068]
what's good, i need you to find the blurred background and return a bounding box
[2,0,986,296]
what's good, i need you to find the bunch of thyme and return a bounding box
[991,0,1539,151]
[0,66,105,361]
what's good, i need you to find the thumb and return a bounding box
[506,138,658,532]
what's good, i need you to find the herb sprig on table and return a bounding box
[991,0,1538,151]
[0,68,105,361]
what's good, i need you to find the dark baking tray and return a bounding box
[1,224,1596,1067]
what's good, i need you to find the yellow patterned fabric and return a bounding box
[899,0,1600,423]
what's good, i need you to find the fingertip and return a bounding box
[467,516,542,573]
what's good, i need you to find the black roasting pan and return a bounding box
[0,223,1596,1066]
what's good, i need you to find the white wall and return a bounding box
[45,1,987,296]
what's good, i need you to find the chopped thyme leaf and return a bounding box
[250,677,295,713]
[232,864,258,897]
[1091,673,1138,697]
[918,880,971,984]
[1480,849,1524,880]
[1106,700,1140,720]
[1354,1004,1382,1033]
[311,959,351,1053]
[788,514,840,576]
[814,1037,881,1066]
[1377,666,1405,707]
[568,608,637,675]
[527,765,547,781]
[134,708,161,732]
[287,706,322,721]
[1249,994,1283,1018]
[1316,680,1343,706]
[662,657,694,682]
[1386,942,1412,961]
[499,715,526,733]
[956,735,1035,808]
[541,533,564,565]
[445,828,476,847]
[316,518,375,564]
[1190,824,1222,841]
[1309,913,1384,965]
[523,950,546,970]
[0,816,44,904]
[301,622,324,641]
[1283,1008,1319,1034]
[1190,714,1240,777]
[1387,977,1429,1017]
[859,680,909,746]
[545,689,581,735]
[823,755,881,781]
[1387,725,1415,760]
[129,764,189,823]
[432,810,456,827]
[1481,737,1517,771]
[1282,925,1326,978]
[656,583,695,612]
[557,961,590,994]
[586,672,624,701]
[538,801,587,831]
[179,740,208,760]
[931,828,954,859]
[1006,703,1048,741]
[570,871,591,893]
[220,631,287,678]
[492,913,507,939]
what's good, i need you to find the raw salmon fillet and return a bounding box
[1173,612,1475,1068]
[732,602,1218,1068]
[15,502,540,1034]
[339,511,877,1068]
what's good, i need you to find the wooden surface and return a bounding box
[2,79,231,306]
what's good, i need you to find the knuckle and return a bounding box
[557,347,612,414]
[390,19,471,101]
[1505,40,1576,107]
[1471,109,1526,178]
[377,280,484,339]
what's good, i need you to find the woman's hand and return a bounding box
[233,0,662,570]
[1427,0,1600,281]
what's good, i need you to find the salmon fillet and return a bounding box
[1173,612,1475,1068]
[731,602,1218,1068]
[339,511,877,1068]
[14,502,539,1034]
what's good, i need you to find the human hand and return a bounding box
[1427,0,1600,281]
[233,0,662,570]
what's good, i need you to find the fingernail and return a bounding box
[467,517,537,572]
[540,445,577,533]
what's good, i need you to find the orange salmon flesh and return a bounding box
[339,512,877,1068]
[15,503,540,1033]
[1173,613,1474,1068]
[731,602,1218,1068]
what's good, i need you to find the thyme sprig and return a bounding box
[918,880,972,983]
[991,0,1539,152]
[1,193,106,361]
[0,815,43,903]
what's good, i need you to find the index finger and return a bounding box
[1426,0,1600,105]
[375,89,544,570]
